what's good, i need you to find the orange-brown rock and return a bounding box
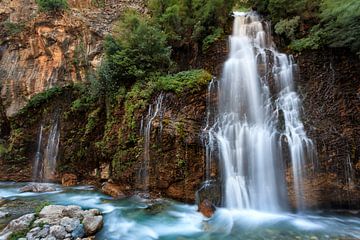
[62,173,78,187]
[101,183,126,199]
[198,199,216,218]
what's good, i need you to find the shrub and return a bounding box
[36,0,68,12]
[275,16,300,40]
[3,21,25,36]
[98,11,172,95]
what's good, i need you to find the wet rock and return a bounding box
[0,210,10,218]
[198,199,216,218]
[62,173,78,187]
[50,225,67,239]
[82,215,103,236]
[0,213,35,238]
[39,205,66,219]
[60,216,80,232]
[26,227,41,240]
[0,197,5,205]
[100,163,110,180]
[62,205,83,219]
[19,183,56,193]
[71,224,85,238]
[101,182,126,198]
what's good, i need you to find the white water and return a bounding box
[139,94,165,191]
[204,12,315,212]
[32,124,43,181]
[43,119,60,180]
[32,117,60,182]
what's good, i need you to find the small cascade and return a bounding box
[203,12,315,212]
[138,93,165,191]
[32,124,44,181]
[43,118,60,180]
[31,116,60,182]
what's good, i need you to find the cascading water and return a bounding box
[32,124,44,181]
[204,12,315,212]
[43,118,60,180]
[138,93,165,191]
[32,117,60,182]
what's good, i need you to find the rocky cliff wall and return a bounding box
[0,0,145,116]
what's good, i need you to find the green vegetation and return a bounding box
[3,21,25,36]
[35,201,51,215]
[148,0,235,51]
[98,11,172,96]
[36,0,68,12]
[248,0,360,54]
[19,86,62,115]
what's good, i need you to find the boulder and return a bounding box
[49,225,67,239]
[19,183,56,193]
[62,173,78,187]
[82,215,103,236]
[0,213,35,237]
[60,216,80,232]
[39,205,66,219]
[71,224,85,238]
[198,199,216,218]
[62,205,83,219]
[26,227,41,240]
[101,182,126,198]
[0,210,10,219]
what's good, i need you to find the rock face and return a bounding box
[62,173,78,187]
[293,49,360,209]
[101,182,125,198]
[1,204,103,240]
[0,0,146,116]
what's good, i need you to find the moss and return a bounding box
[18,86,63,115]
[85,107,101,135]
[175,121,186,142]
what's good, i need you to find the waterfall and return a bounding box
[43,118,60,180]
[204,12,315,212]
[32,124,44,181]
[138,93,164,191]
[32,116,60,182]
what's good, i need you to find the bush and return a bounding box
[148,0,235,50]
[98,11,172,95]
[275,16,300,40]
[3,21,25,36]
[36,0,68,12]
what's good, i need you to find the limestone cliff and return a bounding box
[0,0,145,116]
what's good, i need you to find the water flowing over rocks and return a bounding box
[0,204,102,240]
[19,183,56,193]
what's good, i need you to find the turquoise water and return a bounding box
[0,182,359,240]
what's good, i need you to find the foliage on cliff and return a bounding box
[36,0,68,12]
[249,0,360,54]
[148,0,236,51]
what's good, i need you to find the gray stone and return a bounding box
[60,217,80,232]
[39,205,66,218]
[37,226,50,238]
[62,205,83,219]
[83,215,103,236]
[0,211,9,219]
[26,227,41,240]
[19,183,56,193]
[42,236,56,240]
[49,225,67,239]
[71,224,85,239]
[0,213,35,238]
